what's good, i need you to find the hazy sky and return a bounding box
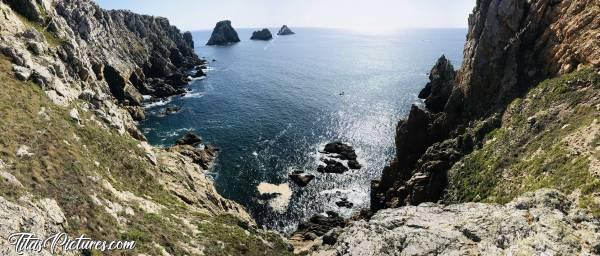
[94,0,475,31]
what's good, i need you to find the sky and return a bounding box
[94,0,475,32]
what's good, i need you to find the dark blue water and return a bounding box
[140,28,466,232]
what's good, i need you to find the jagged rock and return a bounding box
[206,20,240,46]
[175,132,202,147]
[322,228,342,246]
[4,0,44,22]
[314,189,600,256]
[418,55,456,113]
[103,65,143,106]
[277,25,295,36]
[127,106,145,121]
[323,142,357,160]
[250,28,273,40]
[335,198,353,208]
[317,159,348,174]
[163,105,182,115]
[12,65,31,81]
[289,170,315,187]
[347,160,362,170]
[292,211,346,240]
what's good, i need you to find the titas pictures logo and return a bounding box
[8,233,135,254]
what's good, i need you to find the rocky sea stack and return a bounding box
[250,28,273,40]
[206,20,240,45]
[277,25,295,35]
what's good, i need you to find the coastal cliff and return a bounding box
[371,0,599,211]
[0,0,290,255]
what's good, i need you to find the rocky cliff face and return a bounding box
[206,20,240,46]
[313,189,600,255]
[0,0,204,137]
[371,0,599,211]
[0,1,291,255]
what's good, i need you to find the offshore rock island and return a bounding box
[206,20,241,46]
[250,28,273,41]
[0,0,598,255]
[278,25,295,35]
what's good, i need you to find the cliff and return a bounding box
[371,0,599,212]
[0,0,290,255]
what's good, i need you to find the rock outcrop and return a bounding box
[277,25,295,35]
[250,28,273,40]
[371,0,600,212]
[206,20,240,45]
[313,189,600,256]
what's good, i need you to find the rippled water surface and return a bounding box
[140,28,466,232]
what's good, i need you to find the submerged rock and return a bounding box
[175,132,202,146]
[250,28,273,40]
[206,20,240,46]
[289,171,315,187]
[277,25,295,36]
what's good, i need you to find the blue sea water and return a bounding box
[140,28,466,232]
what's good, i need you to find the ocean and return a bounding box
[139,28,466,232]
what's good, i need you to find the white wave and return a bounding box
[143,98,172,109]
[182,91,205,98]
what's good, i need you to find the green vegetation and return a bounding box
[15,12,67,48]
[448,68,600,215]
[196,214,293,256]
[0,55,291,255]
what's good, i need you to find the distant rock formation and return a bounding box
[277,25,295,35]
[250,28,273,40]
[206,20,240,45]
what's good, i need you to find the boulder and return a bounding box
[206,20,240,46]
[176,132,203,146]
[288,171,315,187]
[292,211,346,240]
[277,25,295,36]
[163,105,182,115]
[317,159,348,174]
[250,29,273,40]
[347,160,362,170]
[323,142,357,160]
[335,198,353,208]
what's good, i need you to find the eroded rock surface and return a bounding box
[314,189,600,256]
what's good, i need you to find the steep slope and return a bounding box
[447,68,600,213]
[0,0,291,255]
[371,0,599,211]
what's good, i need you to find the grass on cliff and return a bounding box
[0,56,290,255]
[447,68,600,215]
[15,12,67,48]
